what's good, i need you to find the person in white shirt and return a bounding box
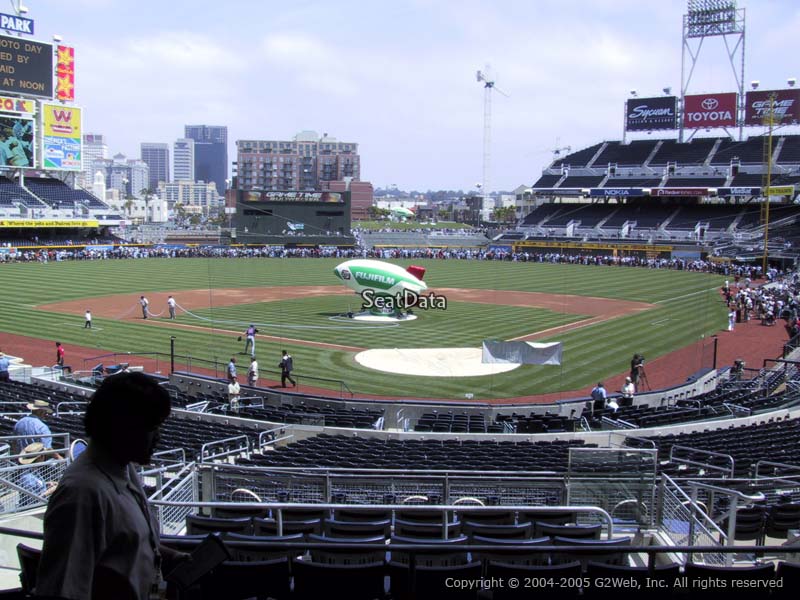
[621,377,635,407]
[247,356,259,387]
[167,296,176,320]
[84,309,92,329]
[228,380,241,411]
[139,296,149,319]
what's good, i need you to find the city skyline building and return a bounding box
[92,153,149,199]
[185,125,227,196]
[81,133,108,189]
[173,138,195,182]
[140,142,170,190]
[236,131,360,192]
[158,180,219,214]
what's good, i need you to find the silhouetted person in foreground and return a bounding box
[36,372,187,600]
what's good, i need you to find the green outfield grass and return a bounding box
[0,258,728,398]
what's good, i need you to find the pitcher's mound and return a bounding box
[354,348,521,377]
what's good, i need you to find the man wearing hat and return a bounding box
[17,442,57,503]
[13,400,58,456]
[621,377,636,408]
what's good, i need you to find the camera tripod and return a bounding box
[637,367,650,391]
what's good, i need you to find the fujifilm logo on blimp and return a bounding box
[334,259,427,296]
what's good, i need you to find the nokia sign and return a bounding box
[625,96,677,131]
[683,93,738,128]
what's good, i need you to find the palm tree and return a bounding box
[140,188,156,223]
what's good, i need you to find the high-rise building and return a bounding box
[140,143,170,190]
[92,153,149,199]
[158,180,218,213]
[81,133,108,189]
[236,131,360,192]
[173,138,195,182]
[184,125,227,196]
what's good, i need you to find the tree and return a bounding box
[493,206,516,224]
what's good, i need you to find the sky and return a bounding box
[26,0,800,192]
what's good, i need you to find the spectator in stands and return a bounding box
[621,377,636,406]
[167,296,176,320]
[13,400,61,456]
[247,356,259,387]
[55,341,65,368]
[139,295,149,319]
[279,350,296,388]
[227,356,237,383]
[84,309,92,329]
[728,308,736,331]
[0,350,10,382]
[36,372,188,600]
[590,382,606,412]
[17,442,58,505]
[228,379,241,411]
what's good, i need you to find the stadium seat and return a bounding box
[292,559,386,600]
[487,561,582,600]
[323,518,392,539]
[765,502,800,540]
[455,509,515,525]
[16,544,41,595]
[252,517,322,537]
[471,535,552,566]
[306,533,387,564]
[584,562,680,599]
[185,514,253,536]
[193,558,291,600]
[388,561,482,600]
[534,522,602,540]
[211,504,269,519]
[389,535,470,567]
[774,562,800,600]
[394,518,461,539]
[551,536,632,568]
[333,507,393,522]
[462,521,533,540]
[224,532,305,561]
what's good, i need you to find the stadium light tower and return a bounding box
[680,0,746,141]
[476,65,509,204]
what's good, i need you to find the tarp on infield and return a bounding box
[481,340,562,365]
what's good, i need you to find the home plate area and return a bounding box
[354,348,520,377]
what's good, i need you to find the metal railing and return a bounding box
[151,462,198,535]
[0,448,70,514]
[669,445,735,478]
[257,427,294,452]
[658,475,727,565]
[200,435,250,463]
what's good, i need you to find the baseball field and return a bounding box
[0,257,728,399]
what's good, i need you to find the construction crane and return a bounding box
[476,65,509,203]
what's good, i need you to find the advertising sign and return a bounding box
[0,13,33,34]
[0,34,53,97]
[245,191,344,203]
[764,186,795,196]
[626,96,677,131]
[55,45,75,102]
[683,93,738,128]
[717,187,760,197]
[0,219,99,228]
[0,95,34,113]
[589,188,646,197]
[41,103,81,170]
[744,89,800,126]
[653,188,709,197]
[0,114,33,167]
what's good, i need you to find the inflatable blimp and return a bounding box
[334,259,432,317]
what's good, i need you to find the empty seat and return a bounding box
[225,532,305,561]
[395,519,461,539]
[535,522,602,540]
[471,535,552,566]
[293,559,386,600]
[551,536,632,568]
[185,514,253,536]
[194,558,291,600]
[389,561,482,600]
[252,517,322,537]
[16,544,41,595]
[323,518,391,539]
[463,521,533,540]
[488,561,582,600]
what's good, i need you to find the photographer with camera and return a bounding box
[243,324,259,357]
[630,354,645,387]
